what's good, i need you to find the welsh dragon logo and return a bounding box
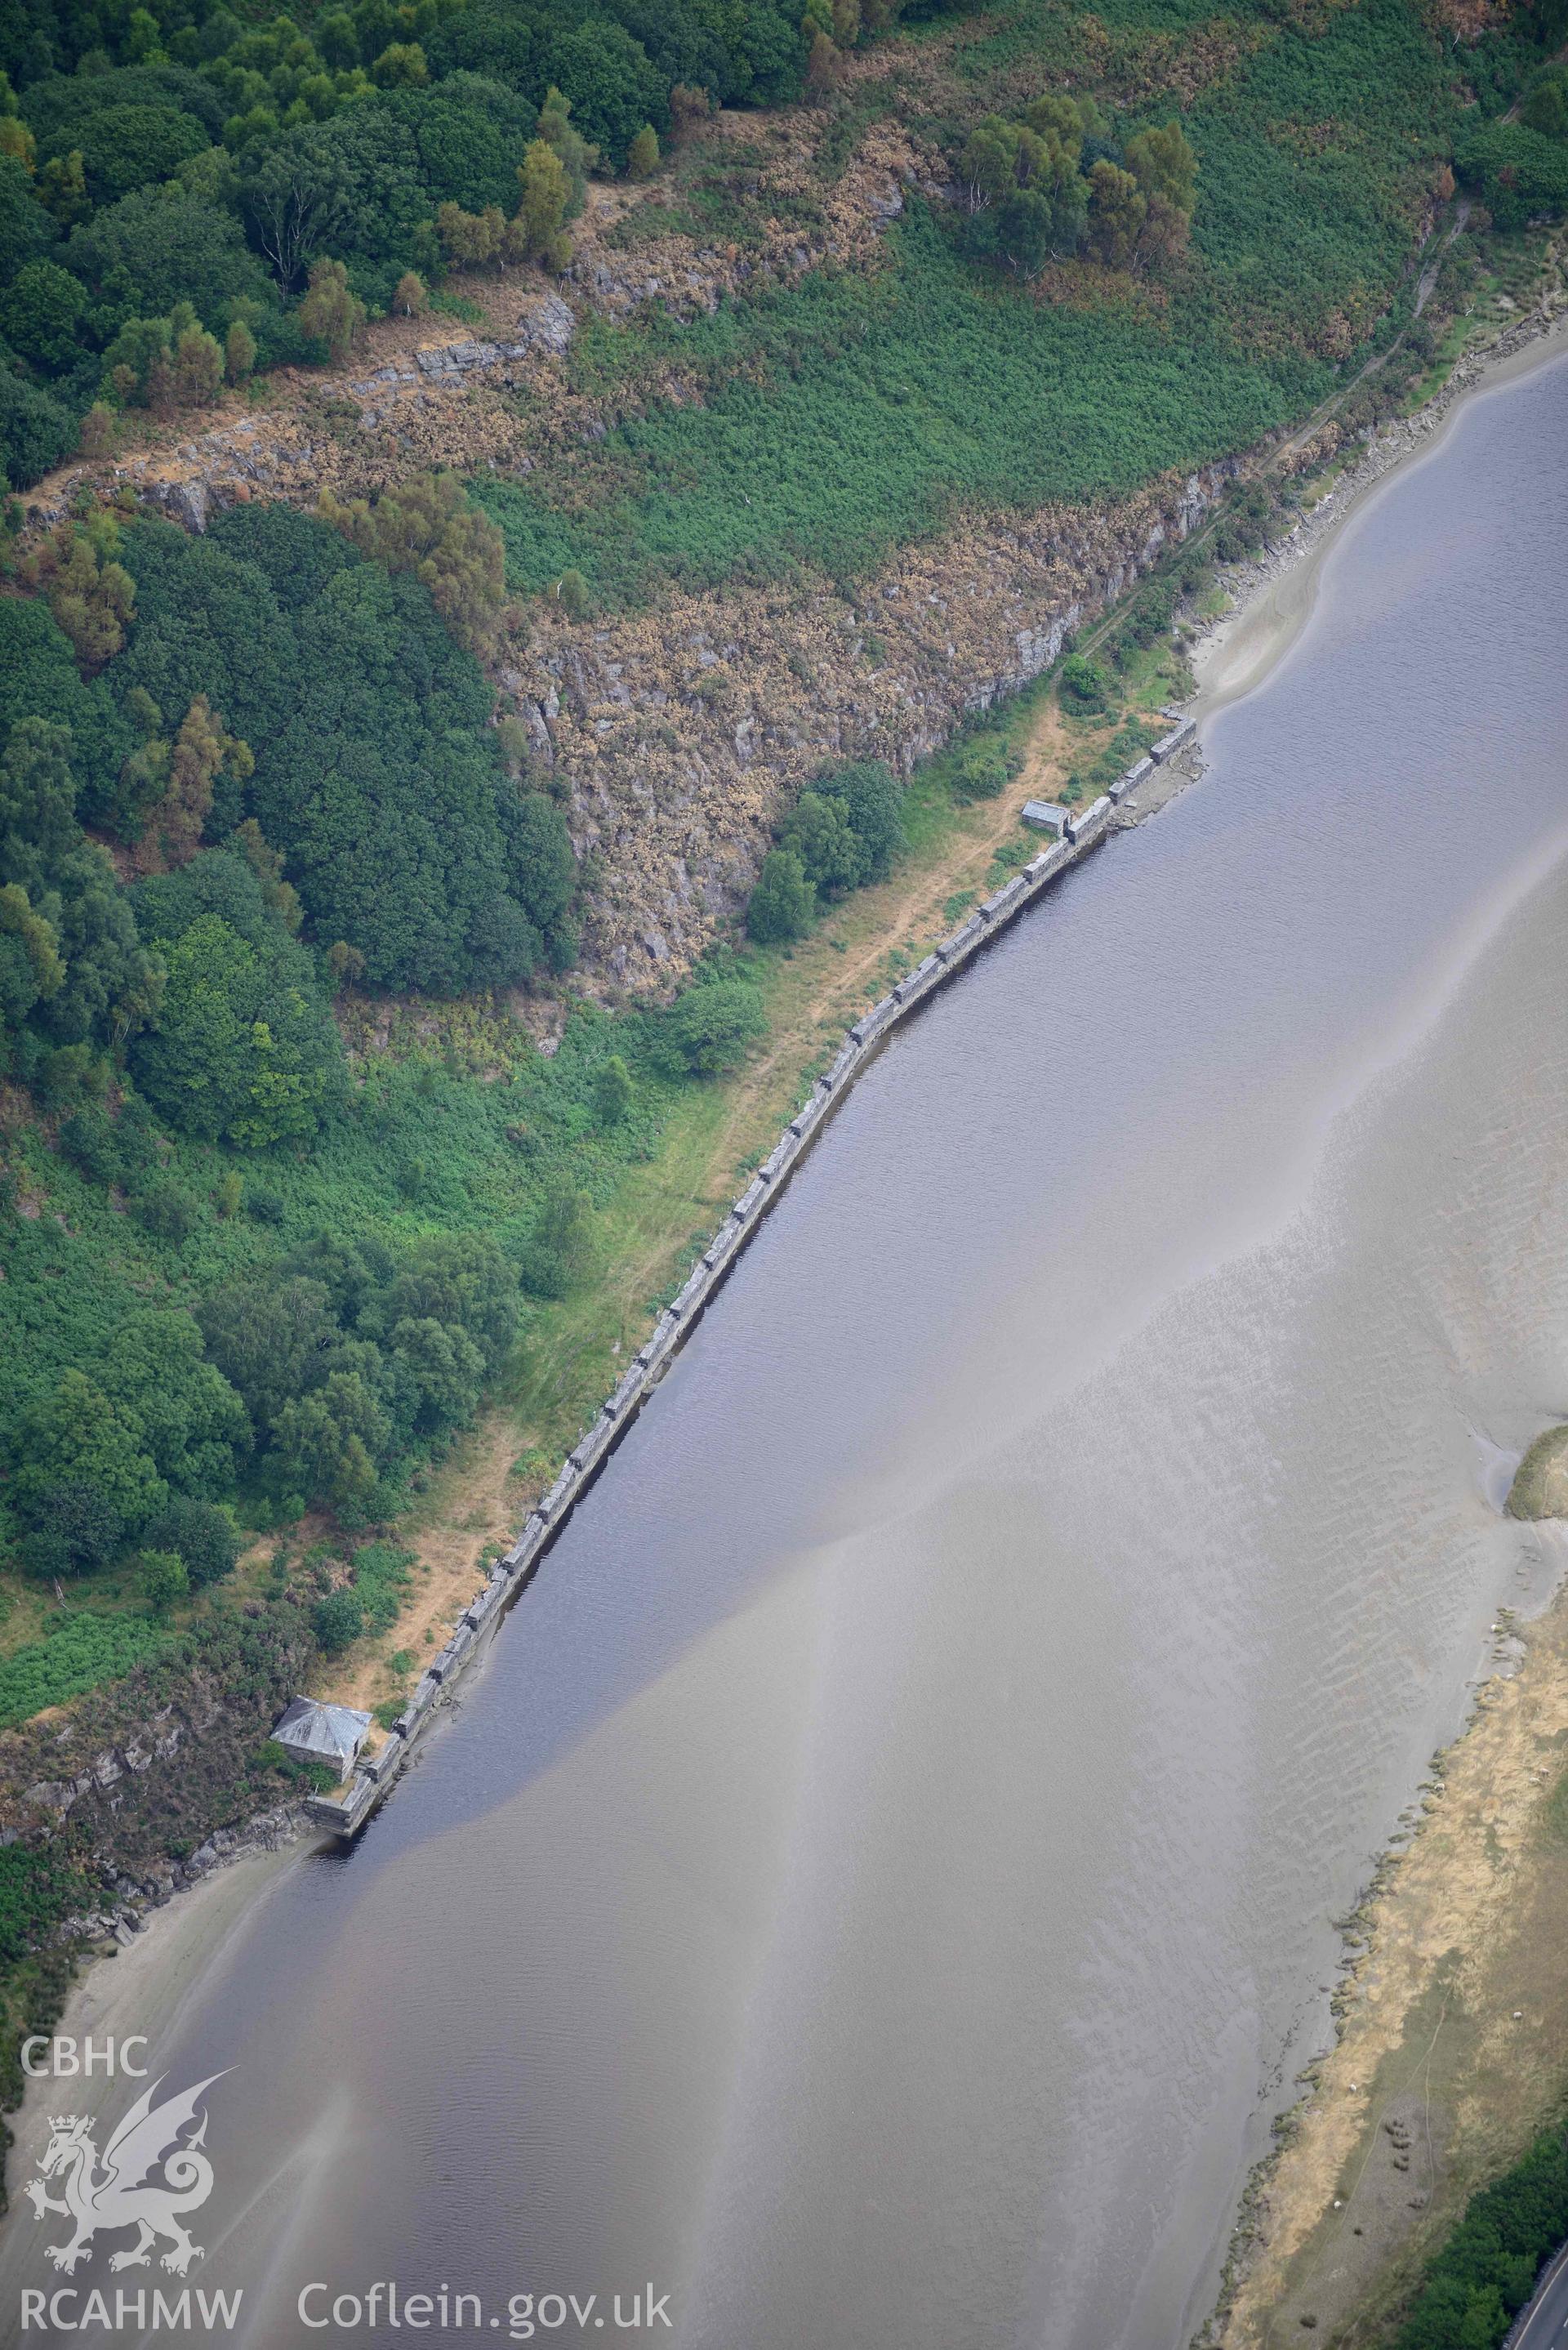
[24,2072,227,2276]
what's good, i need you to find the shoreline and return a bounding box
[1208,1545,1568,2349]
[1188,334,1568,2348]
[5,292,1565,2249]
[0,1836,304,2227]
[1191,307,1568,725]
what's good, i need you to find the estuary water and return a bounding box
[5,350,1568,2350]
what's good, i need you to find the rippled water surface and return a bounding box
[5,353,1567,2350]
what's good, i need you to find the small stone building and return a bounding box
[1022,800,1070,836]
[271,1697,372,1778]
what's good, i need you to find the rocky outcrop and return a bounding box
[25,117,927,533]
[353,292,577,415]
[16,95,1237,997]
[500,461,1233,991]
[69,316,1232,997]
[0,1617,310,1890]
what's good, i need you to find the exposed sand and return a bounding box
[0,1840,302,2220]
[1214,1542,1568,2348]
[1197,312,1568,2349]
[1193,313,1568,723]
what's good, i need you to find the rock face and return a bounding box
[501,461,1233,991]
[96,448,1230,993]
[18,99,1236,997]
[88,370,1229,995]
[0,1620,312,1900]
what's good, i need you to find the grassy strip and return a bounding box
[310,621,1192,1729]
[474,207,1320,607]
[1508,1426,1568,1521]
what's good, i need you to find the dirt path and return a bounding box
[702,740,1064,1183]
[310,687,1086,1735]
[323,1415,523,1726]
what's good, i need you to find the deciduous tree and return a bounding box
[1124,121,1197,216]
[7,261,87,370]
[592,1051,634,1124]
[514,137,571,269]
[317,470,505,640]
[296,254,365,360]
[370,41,428,87]
[97,1309,250,1492]
[23,525,136,673]
[1088,160,1147,268]
[668,84,710,148]
[173,318,224,405]
[536,86,596,204]
[746,847,814,943]
[9,1368,167,1536]
[139,1549,189,1612]
[136,693,253,872]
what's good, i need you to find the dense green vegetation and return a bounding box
[467,0,1565,611]
[1388,2124,1568,2350]
[0,1609,173,1728]
[1456,114,1568,230]
[476,206,1321,601]
[1,0,1558,496]
[0,479,675,1643]
[0,0,923,486]
[1180,0,1459,355]
[956,96,1197,279]
[0,947,715,1545]
[0,1843,93,1973]
[0,0,1563,2165]
[2,497,577,1001]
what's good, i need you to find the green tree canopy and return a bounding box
[6,258,88,368]
[0,367,78,489]
[542,21,666,168]
[65,184,268,328]
[20,63,226,146]
[96,1309,251,1492]
[813,758,903,883]
[0,151,57,286]
[658,970,766,1075]
[129,860,345,1148]
[40,104,209,210]
[384,75,539,215]
[271,1367,389,1514]
[0,601,132,823]
[746,846,815,944]
[196,1273,342,1436]
[8,1367,167,1536]
[141,1494,241,1588]
[110,515,577,994]
[592,1050,634,1124]
[780,790,865,900]
[0,720,155,1069]
[139,1547,189,1612]
[1125,120,1197,215]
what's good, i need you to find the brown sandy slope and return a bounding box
[1215,1577,1568,2347]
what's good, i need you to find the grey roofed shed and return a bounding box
[1022,800,1070,836]
[272,1697,372,1775]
